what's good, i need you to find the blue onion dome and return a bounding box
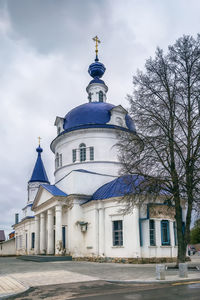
[36,145,43,153]
[88,61,106,79]
[63,102,136,133]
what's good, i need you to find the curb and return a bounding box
[0,286,30,300]
[106,278,200,284]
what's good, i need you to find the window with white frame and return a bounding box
[55,153,62,169]
[80,143,86,162]
[72,149,77,162]
[161,220,170,245]
[113,220,123,246]
[72,144,95,163]
[31,232,35,249]
[149,219,156,246]
[90,147,94,160]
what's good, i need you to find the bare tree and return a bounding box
[118,35,200,262]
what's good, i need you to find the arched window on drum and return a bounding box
[99,91,103,102]
[79,143,86,162]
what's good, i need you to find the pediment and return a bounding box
[111,105,127,114]
[32,186,53,210]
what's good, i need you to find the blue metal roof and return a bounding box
[91,175,148,200]
[63,102,136,132]
[29,146,50,184]
[92,175,169,201]
[41,184,67,197]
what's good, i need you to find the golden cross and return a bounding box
[93,36,101,56]
[38,136,42,146]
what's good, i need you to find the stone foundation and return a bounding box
[73,256,179,264]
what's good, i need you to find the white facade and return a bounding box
[13,52,184,259]
[0,239,16,256]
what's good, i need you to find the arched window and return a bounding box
[99,91,103,102]
[79,143,86,162]
[88,92,92,102]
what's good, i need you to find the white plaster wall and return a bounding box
[37,189,52,206]
[23,206,34,218]
[56,169,116,195]
[86,83,107,102]
[0,239,16,256]
[28,182,43,203]
[67,199,85,256]
[79,202,98,256]
[52,128,121,182]
[103,203,140,258]
[15,219,35,255]
[78,200,141,258]
[140,219,177,258]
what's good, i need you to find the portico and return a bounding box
[32,184,68,255]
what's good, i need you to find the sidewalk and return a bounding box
[0,256,200,299]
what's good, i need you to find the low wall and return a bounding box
[73,256,179,264]
[0,238,16,256]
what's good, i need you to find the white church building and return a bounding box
[14,40,183,259]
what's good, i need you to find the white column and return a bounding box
[98,207,105,256]
[40,212,46,254]
[95,205,99,255]
[47,209,54,254]
[55,205,62,255]
[35,215,40,254]
[132,206,140,257]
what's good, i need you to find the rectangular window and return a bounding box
[62,226,66,249]
[113,220,123,246]
[149,220,156,246]
[173,221,177,246]
[80,148,86,162]
[72,149,76,162]
[90,147,94,160]
[31,232,35,249]
[161,220,170,245]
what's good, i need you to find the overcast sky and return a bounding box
[0,0,200,237]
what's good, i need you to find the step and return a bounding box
[17,255,72,262]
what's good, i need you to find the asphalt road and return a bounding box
[9,280,200,300]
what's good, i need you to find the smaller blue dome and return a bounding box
[36,146,43,153]
[88,61,106,79]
